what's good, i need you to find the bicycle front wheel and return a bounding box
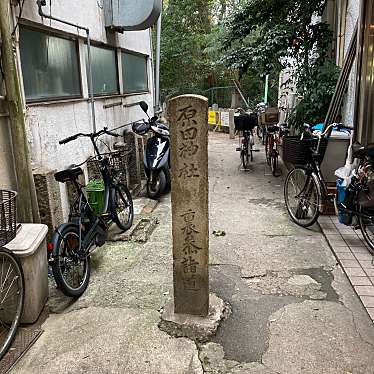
[0,248,24,360]
[112,183,134,231]
[265,134,272,166]
[271,151,278,176]
[284,167,320,227]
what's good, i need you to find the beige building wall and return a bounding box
[1,1,155,219]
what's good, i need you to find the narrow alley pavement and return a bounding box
[12,132,374,374]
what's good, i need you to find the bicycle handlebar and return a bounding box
[105,129,120,138]
[59,127,119,145]
[321,123,352,137]
[59,134,81,145]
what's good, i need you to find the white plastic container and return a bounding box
[5,224,48,324]
[320,132,351,184]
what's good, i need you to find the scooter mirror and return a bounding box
[139,101,149,114]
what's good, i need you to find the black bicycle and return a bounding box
[238,129,255,169]
[50,127,134,297]
[0,247,24,360]
[284,123,351,227]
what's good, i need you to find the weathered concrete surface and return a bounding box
[159,293,229,342]
[14,307,198,374]
[12,132,374,374]
[263,300,374,374]
[207,133,374,373]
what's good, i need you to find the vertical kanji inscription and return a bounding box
[168,95,209,316]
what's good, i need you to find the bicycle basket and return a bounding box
[87,148,131,185]
[234,113,257,132]
[0,190,17,246]
[283,136,328,165]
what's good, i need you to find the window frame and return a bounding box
[121,49,150,95]
[85,42,120,97]
[19,24,83,104]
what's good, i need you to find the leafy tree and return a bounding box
[159,0,214,101]
[221,0,340,128]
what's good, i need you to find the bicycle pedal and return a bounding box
[236,147,241,152]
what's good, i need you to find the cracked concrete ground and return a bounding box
[12,132,374,374]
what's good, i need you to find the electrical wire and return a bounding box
[11,0,25,36]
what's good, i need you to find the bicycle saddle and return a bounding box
[352,142,374,159]
[54,166,84,183]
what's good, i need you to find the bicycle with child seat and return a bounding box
[0,247,24,360]
[49,127,134,297]
[284,123,352,227]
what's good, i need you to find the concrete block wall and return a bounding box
[33,168,63,240]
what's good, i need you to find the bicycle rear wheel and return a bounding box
[241,149,249,169]
[0,248,24,360]
[284,167,320,227]
[51,224,91,297]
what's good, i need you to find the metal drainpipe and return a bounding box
[36,0,97,132]
[155,12,162,113]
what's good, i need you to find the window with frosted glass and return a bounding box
[122,52,148,93]
[19,27,81,101]
[86,45,119,96]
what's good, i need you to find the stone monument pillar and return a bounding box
[168,95,209,317]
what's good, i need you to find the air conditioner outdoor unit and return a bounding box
[104,0,162,32]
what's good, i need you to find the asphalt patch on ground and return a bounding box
[210,264,301,363]
[294,267,339,303]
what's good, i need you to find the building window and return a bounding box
[19,27,81,102]
[86,45,119,96]
[122,52,148,93]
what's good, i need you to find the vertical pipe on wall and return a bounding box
[86,30,96,132]
[154,12,162,112]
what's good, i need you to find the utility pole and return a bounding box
[0,0,40,223]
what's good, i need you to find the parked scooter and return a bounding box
[132,101,170,199]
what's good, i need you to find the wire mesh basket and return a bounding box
[0,190,17,246]
[87,148,132,186]
[283,136,328,165]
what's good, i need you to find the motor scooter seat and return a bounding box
[55,167,84,183]
[158,124,169,131]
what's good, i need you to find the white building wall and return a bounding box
[10,1,155,219]
[340,0,359,128]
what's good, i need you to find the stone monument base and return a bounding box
[159,293,230,342]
